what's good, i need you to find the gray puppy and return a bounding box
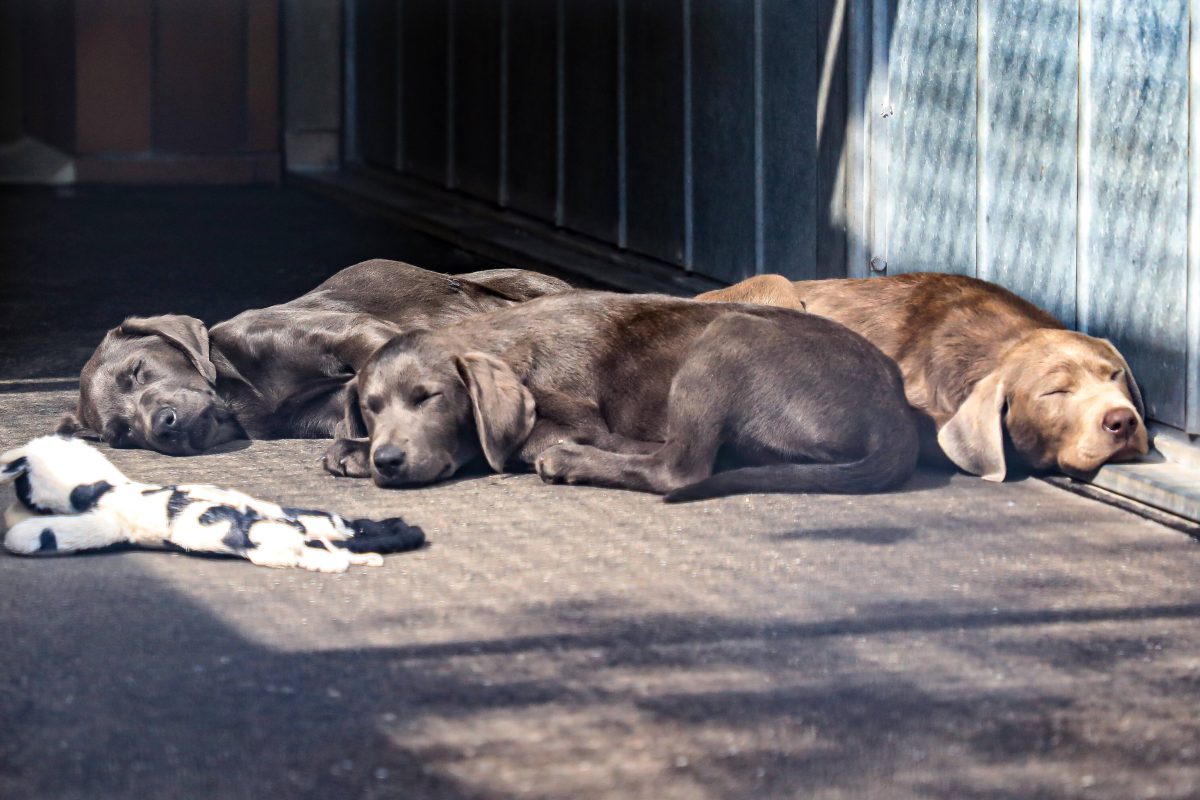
[324,291,919,501]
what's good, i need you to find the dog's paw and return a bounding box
[535,443,595,485]
[323,438,371,478]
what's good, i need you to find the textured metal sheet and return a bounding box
[979,0,1078,326]
[452,0,501,201]
[625,0,687,266]
[883,0,977,276]
[562,0,619,243]
[400,0,448,184]
[1188,0,1200,434]
[504,0,558,220]
[352,0,396,169]
[1084,0,1189,428]
[763,0,820,280]
[691,0,757,284]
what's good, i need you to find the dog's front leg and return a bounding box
[322,437,371,478]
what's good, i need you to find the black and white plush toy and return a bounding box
[1,436,424,572]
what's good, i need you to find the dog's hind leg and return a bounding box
[534,322,742,494]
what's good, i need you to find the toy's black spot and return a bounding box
[343,517,426,553]
[198,504,264,550]
[2,456,26,475]
[161,540,187,552]
[166,488,192,521]
[38,529,57,552]
[142,487,167,495]
[69,481,113,512]
[14,471,52,514]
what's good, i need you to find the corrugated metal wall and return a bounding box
[348,0,847,285]
[348,0,1197,436]
[849,0,1199,433]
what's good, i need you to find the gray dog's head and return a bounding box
[60,315,244,455]
[329,331,535,488]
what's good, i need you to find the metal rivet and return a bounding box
[870,257,888,274]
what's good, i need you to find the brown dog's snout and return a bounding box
[1102,407,1138,439]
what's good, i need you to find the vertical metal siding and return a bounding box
[762,0,821,281]
[503,0,557,221]
[352,0,833,285]
[624,0,687,265]
[353,0,396,169]
[1085,0,1189,428]
[453,0,501,201]
[883,0,977,277]
[979,0,1078,326]
[691,0,758,283]
[562,1,620,243]
[853,0,1198,433]
[400,0,447,184]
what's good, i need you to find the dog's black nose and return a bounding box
[152,407,179,438]
[373,445,407,477]
[1102,408,1138,438]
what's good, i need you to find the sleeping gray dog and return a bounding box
[60,259,571,454]
[323,291,919,501]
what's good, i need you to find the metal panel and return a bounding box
[625,0,686,265]
[1084,0,1189,428]
[691,0,757,284]
[453,0,501,201]
[504,0,558,221]
[762,0,819,280]
[979,0,1077,325]
[1190,0,1200,433]
[882,0,977,276]
[401,0,448,184]
[816,0,849,279]
[354,0,397,169]
[562,0,619,242]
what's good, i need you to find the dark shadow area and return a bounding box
[775,525,918,545]
[3,572,1197,800]
[0,184,576,382]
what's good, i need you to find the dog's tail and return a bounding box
[663,433,918,503]
[341,517,427,553]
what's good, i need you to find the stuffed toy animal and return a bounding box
[1,436,424,572]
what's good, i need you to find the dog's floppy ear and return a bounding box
[938,370,1008,482]
[334,378,368,440]
[454,352,535,472]
[1106,342,1146,420]
[119,314,217,384]
[56,411,101,441]
[0,445,28,484]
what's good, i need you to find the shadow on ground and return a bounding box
[2,565,1198,800]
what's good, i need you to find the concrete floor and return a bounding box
[1,185,1198,800]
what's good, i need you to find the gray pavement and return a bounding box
[1,186,1198,799]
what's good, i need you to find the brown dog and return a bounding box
[696,273,1148,481]
[61,260,570,454]
[323,291,918,501]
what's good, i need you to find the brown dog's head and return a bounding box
[937,329,1148,481]
[60,315,244,455]
[332,331,535,488]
